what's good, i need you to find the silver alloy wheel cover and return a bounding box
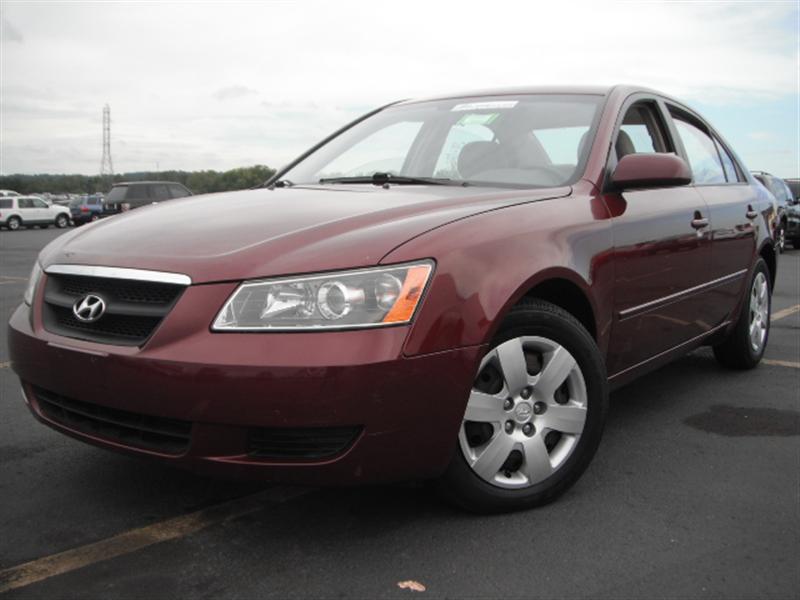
[749,271,769,353]
[9,218,19,230]
[459,336,588,490]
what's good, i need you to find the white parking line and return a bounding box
[0,362,9,369]
[0,486,312,593]
[772,304,800,322]
[762,359,800,369]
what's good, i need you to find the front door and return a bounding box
[603,99,714,376]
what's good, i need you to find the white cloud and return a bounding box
[0,0,797,174]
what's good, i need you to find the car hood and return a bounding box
[40,184,570,284]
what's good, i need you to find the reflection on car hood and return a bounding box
[40,185,570,283]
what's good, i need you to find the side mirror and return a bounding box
[610,153,692,191]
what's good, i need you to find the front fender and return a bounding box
[381,189,615,357]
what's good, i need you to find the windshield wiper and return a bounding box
[318,172,467,186]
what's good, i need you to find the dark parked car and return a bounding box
[752,171,792,252]
[69,194,105,225]
[103,181,192,216]
[783,178,800,248]
[9,86,776,512]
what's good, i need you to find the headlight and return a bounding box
[213,261,434,330]
[23,262,43,306]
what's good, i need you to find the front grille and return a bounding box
[33,386,192,455]
[247,426,362,460]
[42,273,185,346]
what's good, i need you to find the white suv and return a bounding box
[0,196,71,231]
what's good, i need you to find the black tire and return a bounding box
[713,258,771,370]
[6,216,21,231]
[776,221,786,253]
[437,299,608,513]
[55,214,69,228]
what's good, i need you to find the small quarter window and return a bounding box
[615,102,671,160]
[713,138,742,183]
[0,199,12,209]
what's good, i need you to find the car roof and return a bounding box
[397,84,667,106]
[114,181,184,186]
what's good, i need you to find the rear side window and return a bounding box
[18,198,34,209]
[0,199,11,209]
[106,187,128,203]
[670,111,726,185]
[169,184,190,198]
[125,185,150,207]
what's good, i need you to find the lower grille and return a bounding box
[247,426,361,460]
[33,387,192,455]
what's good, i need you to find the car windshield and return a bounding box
[280,94,603,188]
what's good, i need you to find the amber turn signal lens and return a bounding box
[382,265,432,324]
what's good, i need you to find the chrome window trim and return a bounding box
[618,269,747,321]
[44,264,192,286]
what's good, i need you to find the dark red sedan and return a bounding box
[8,86,776,512]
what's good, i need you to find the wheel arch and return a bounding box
[477,267,601,351]
[758,240,776,289]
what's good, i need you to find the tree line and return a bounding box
[0,165,277,196]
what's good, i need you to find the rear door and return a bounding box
[666,106,755,324]
[603,97,714,375]
[16,198,38,223]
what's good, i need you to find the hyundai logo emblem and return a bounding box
[72,294,107,323]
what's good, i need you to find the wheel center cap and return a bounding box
[514,402,533,423]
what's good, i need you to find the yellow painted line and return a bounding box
[762,359,800,369]
[0,276,28,282]
[0,486,311,593]
[0,280,25,285]
[772,304,800,322]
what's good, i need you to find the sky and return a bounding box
[1,0,798,178]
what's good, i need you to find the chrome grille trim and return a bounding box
[45,264,192,286]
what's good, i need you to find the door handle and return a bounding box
[691,217,709,229]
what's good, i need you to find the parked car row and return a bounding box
[751,171,796,252]
[1,181,193,230]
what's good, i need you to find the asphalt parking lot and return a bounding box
[1,228,798,599]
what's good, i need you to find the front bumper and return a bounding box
[8,286,482,484]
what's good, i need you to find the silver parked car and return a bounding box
[0,196,71,231]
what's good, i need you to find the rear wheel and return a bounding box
[6,216,21,231]
[55,214,69,228]
[776,221,786,253]
[438,299,608,513]
[713,258,771,369]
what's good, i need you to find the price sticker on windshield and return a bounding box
[451,100,518,111]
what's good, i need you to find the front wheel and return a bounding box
[438,299,608,513]
[55,214,69,228]
[713,258,771,369]
[776,222,786,253]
